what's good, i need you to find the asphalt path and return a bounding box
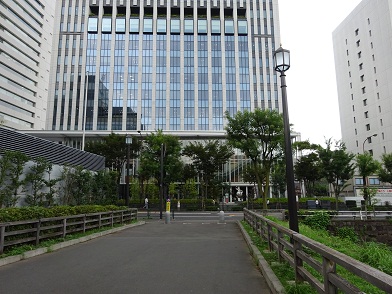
[0,216,271,294]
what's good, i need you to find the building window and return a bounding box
[346,50,349,56]
[360,75,364,82]
[372,55,375,61]
[157,19,167,34]
[363,99,367,106]
[350,82,352,89]
[377,92,380,99]
[351,94,354,100]
[380,119,383,126]
[369,178,380,185]
[354,117,356,123]
[129,18,139,33]
[366,124,370,131]
[382,132,385,139]
[368,18,370,24]
[358,51,362,58]
[349,71,351,77]
[375,80,378,86]
[352,105,355,111]
[371,42,373,49]
[355,178,363,185]
[379,105,381,112]
[362,87,366,94]
[356,40,360,47]
[355,28,359,36]
[369,30,372,36]
[355,128,357,135]
[359,63,363,70]
[374,67,377,73]
[364,111,368,118]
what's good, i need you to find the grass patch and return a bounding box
[243,217,391,293]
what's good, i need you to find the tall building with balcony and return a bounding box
[0,0,56,130]
[333,0,392,160]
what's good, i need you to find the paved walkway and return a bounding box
[0,219,271,294]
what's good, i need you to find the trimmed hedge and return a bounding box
[0,205,127,222]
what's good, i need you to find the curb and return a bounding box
[0,221,146,268]
[237,221,285,294]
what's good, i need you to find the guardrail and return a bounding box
[244,208,392,293]
[334,210,392,220]
[0,209,137,254]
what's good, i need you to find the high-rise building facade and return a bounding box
[333,0,392,160]
[0,0,56,130]
[42,0,282,148]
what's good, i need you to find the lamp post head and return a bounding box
[125,135,132,145]
[274,46,290,73]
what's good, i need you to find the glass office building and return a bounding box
[47,0,282,139]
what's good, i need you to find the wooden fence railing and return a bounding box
[244,208,392,294]
[0,209,137,254]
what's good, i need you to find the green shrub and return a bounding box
[336,226,358,242]
[302,211,331,230]
[0,205,127,222]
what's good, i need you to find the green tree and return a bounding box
[91,169,118,205]
[318,139,355,210]
[59,165,94,205]
[0,150,29,207]
[0,151,12,207]
[270,159,287,200]
[182,139,233,209]
[24,157,52,206]
[183,179,198,199]
[378,153,392,184]
[85,133,141,184]
[355,153,381,215]
[225,109,284,209]
[139,131,183,210]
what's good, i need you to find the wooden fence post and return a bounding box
[83,215,86,233]
[0,225,5,254]
[267,224,273,251]
[323,256,337,294]
[35,220,41,246]
[111,212,114,227]
[62,218,67,238]
[98,214,102,228]
[293,237,304,283]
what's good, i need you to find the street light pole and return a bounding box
[160,143,164,219]
[274,46,299,233]
[362,133,377,210]
[362,134,377,153]
[125,135,132,207]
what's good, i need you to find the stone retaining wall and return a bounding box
[329,220,392,245]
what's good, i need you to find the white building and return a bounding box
[333,0,392,204]
[0,0,56,130]
[333,0,392,160]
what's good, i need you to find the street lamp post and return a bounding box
[273,46,299,233]
[362,133,377,210]
[362,134,377,153]
[125,135,132,207]
[160,143,164,219]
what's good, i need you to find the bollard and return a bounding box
[219,210,225,223]
[165,211,171,224]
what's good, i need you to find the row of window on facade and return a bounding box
[88,18,248,35]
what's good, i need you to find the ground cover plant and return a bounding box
[243,213,392,293]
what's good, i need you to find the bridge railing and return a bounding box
[244,208,392,293]
[0,209,137,254]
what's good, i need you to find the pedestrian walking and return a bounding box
[143,197,149,209]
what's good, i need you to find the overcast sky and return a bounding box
[277,0,362,145]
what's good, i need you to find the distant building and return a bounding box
[2,0,302,199]
[333,0,392,160]
[0,0,56,130]
[333,0,392,204]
